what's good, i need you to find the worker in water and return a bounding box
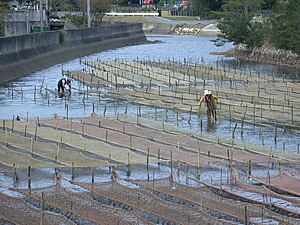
[198,89,218,121]
[57,78,71,93]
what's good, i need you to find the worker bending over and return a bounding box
[57,78,71,93]
[198,89,218,121]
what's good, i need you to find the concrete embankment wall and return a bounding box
[0,22,146,84]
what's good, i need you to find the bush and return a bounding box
[68,15,87,28]
[59,31,65,43]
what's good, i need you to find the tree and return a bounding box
[0,1,9,36]
[270,0,300,54]
[91,0,112,26]
[214,0,266,48]
[50,0,81,12]
[71,0,112,27]
[192,0,223,18]
[261,0,277,10]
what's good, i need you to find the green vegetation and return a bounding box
[192,0,223,18]
[68,15,87,28]
[0,18,4,37]
[59,30,65,43]
[91,0,111,25]
[214,0,300,54]
[53,0,112,28]
[51,0,80,11]
[214,0,265,48]
[269,0,300,54]
[0,1,9,37]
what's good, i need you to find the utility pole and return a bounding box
[87,0,91,28]
[40,0,43,31]
[45,0,49,29]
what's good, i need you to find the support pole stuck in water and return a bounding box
[197,148,200,177]
[232,123,237,139]
[157,148,161,168]
[92,169,95,184]
[31,136,34,156]
[55,143,59,163]
[127,153,131,176]
[28,166,31,190]
[71,162,75,180]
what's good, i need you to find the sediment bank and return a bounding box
[0,22,146,84]
[223,45,300,69]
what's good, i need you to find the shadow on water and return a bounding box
[0,35,299,153]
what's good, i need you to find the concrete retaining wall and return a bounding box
[5,10,47,36]
[0,22,146,84]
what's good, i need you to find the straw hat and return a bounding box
[204,90,211,95]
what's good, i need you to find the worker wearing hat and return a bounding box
[198,89,218,120]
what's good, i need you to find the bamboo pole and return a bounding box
[28,166,31,190]
[127,153,131,176]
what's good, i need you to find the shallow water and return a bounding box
[0,35,299,152]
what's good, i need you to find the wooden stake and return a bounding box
[244,206,248,225]
[248,160,252,176]
[4,129,7,147]
[129,135,132,148]
[232,123,237,139]
[31,136,34,155]
[40,192,45,225]
[34,86,36,103]
[55,143,59,163]
[147,148,150,170]
[2,119,5,131]
[127,153,131,176]
[92,170,95,183]
[71,162,75,180]
[197,148,200,177]
[170,150,173,177]
[158,149,160,168]
[12,116,15,133]
[34,123,38,141]
[103,105,106,117]
[28,166,31,190]
[13,163,18,182]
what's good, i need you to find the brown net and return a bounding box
[131,176,298,224]
[0,144,56,169]
[0,130,110,168]
[75,180,226,224]
[0,190,76,225]
[13,185,150,225]
[2,119,160,167]
[253,170,300,197]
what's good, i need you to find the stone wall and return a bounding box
[0,23,146,84]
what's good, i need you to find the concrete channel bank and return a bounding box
[0,22,146,84]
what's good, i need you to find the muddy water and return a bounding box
[0,35,299,152]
